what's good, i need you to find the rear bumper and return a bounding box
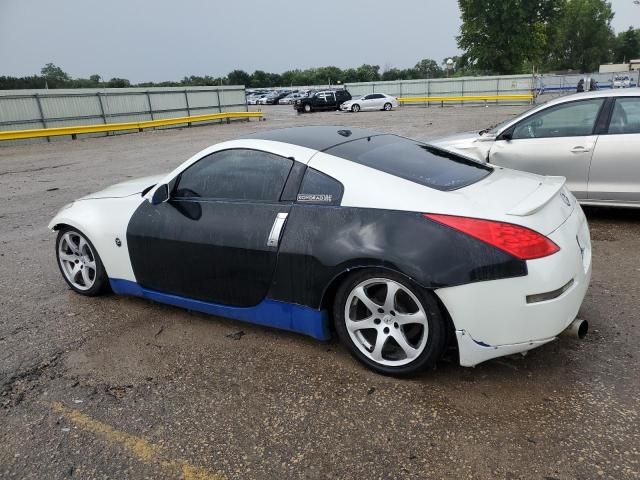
[435,206,592,367]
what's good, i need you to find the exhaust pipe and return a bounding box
[561,319,588,339]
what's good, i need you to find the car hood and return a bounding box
[79,174,166,200]
[429,131,496,163]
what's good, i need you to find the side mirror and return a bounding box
[151,184,169,205]
[497,130,513,141]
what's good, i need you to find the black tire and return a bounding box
[304,104,312,113]
[351,104,360,112]
[383,102,392,111]
[334,269,447,376]
[55,226,109,296]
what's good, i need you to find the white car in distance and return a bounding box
[340,93,399,112]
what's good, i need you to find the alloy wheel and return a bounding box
[344,278,429,367]
[58,231,97,291]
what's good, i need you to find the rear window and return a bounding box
[324,135,492,191]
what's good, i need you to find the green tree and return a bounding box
[250,70,269,88]
[355,64,381,82]
[414,59,443,78]
[457,0,563,74]
[227,69,251,87]
[40,63,71,87]
[106,77,131,88]
[613,27,640,63]
[547,0,615,71]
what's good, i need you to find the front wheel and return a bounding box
[351,104,360,112]
[334,269,447,376]
[304,104,312,113]
[383,102,392,111]
[56,227,108,296]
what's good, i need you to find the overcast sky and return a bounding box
[0,0,638,83]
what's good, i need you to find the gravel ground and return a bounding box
[0,104,638,480]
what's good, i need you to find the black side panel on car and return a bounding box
[127,200,288,307]
[268,205,526,309]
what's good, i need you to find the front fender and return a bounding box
[49,195,144,281]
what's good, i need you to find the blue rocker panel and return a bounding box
[109,278,331,341]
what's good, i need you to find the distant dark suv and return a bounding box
[294,89,352,113]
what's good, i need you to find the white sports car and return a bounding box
[49,126,591,375]
[340,93,399,112]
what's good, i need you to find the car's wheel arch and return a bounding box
[318,263,455,337]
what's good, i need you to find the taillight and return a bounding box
[424,213,560,260]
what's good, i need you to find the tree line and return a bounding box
[457,0,639,74]
[0,59,451,90]
[1,0,638,90]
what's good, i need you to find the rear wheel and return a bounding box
[383,102,392,111]
[56,227,108,296]
[351,104,360,112]
[334,269,446,376]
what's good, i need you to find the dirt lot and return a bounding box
[1,104,638,480]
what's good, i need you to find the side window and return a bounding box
[362,94,372,100]
[173,149,293,202]
[608,98,640,135]
[511,99,604,139]
[371,94,384,99]
[296,168,343,206]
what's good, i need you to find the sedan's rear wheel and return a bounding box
[56,227,108,296]
[383,102,392,111]
[351,104,360,112]
[334,270,446,375]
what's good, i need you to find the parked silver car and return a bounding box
[340,93,399,112]
[431,89,640,208]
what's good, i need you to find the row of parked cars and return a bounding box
[247,88,400,113]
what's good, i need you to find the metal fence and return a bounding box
[536,70,640,98]
[0,86,248,138]
[344,75,535,105]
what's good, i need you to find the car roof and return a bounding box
[242,126,383,152]
[544,87,640,106]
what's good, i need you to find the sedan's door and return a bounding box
[127,149,294,307]
[488,98,605,200]
[361,94,382,110]
[588,96,640,203]
[359,94,374,110]
[369,93,386,110]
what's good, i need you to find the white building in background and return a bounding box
[599,60,640,73]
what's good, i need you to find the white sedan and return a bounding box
[431,89,640,208]
[49,126,591,375]
[340,93,399,112]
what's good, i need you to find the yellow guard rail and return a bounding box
[0,111,264,141]
[398,94,534,104]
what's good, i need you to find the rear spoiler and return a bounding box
[507,176,567,216]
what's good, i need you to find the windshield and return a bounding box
[484,104,543,135]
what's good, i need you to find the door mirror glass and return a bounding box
[151,184,169,205]
[498,130,513,141]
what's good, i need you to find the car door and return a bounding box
[488,98,606,200]
[313,91,328,109]
[126,149,294,307]
[588,96,640,203]
[368,94,385,110]
[324,91,336,110]
[360,94,375,110]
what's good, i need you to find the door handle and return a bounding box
[570,146,590,153]
[267,212,288,247]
